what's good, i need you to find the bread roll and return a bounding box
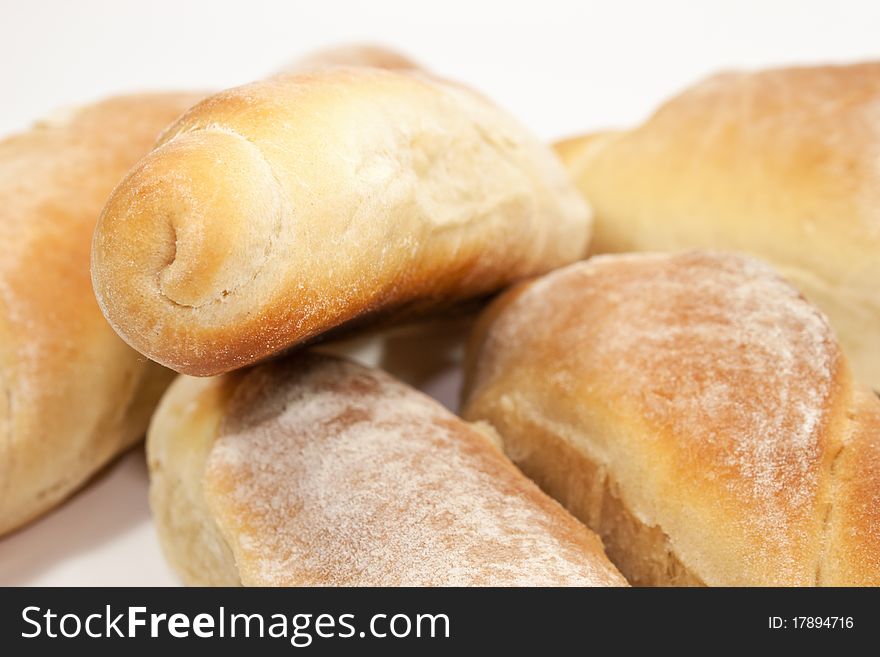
[148,352,625,586]
[0,93,201,535]
[462,251,880,586]
[92,67,591,376]
[556,62,880,390]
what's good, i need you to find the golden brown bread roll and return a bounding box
[462,251,880,586]
[0,93,202,535]
[148,352,626,586]
[92,67,592,376]
[556,62,880,390]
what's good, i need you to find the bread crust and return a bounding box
[0,93,200,534]
[463,251,880,585]
[148,353,626,586]
[92,67,591,376]
[557,62,880,389]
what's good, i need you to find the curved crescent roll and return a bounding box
[462,251,880,586]
[0,93,201,535]
[148,353,626,586]
[92,67,591,376]
[557,62,880,390]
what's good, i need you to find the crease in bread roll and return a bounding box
[148,352,626,586]
[0,92,203,535]
[462,250,880,586]
[93,67,591,376]
[555,62,880,390]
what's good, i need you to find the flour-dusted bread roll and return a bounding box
[148,353,625,586]
[0,93,202,535]
[557,63,880,390]
[462,251,880,586]
[92,67,591,376]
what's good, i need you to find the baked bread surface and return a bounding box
[0,93,200,534]
[148,353,626,586]
[92,67,591,376]
[462,251,880,586]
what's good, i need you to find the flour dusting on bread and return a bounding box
[464,251,851,584]
[204,355,624,586]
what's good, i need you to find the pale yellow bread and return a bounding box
[92,67,592,376]
[148,353,626,586]
[0,92,202,535]
[462,251,880,586]
[556,62,880,390]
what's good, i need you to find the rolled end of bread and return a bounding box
[92,127,284,373]
[92,69,592,376]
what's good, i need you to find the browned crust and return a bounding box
[0,92,201,534]
[92,68,591,376]
[556,62,880,390]
[821,388,880,585]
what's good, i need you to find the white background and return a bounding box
[0,0,878,586]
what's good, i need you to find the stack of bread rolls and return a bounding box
[2,45,877,586]
[462,251,880,586]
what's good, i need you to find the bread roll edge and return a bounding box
[147,374,242,586]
